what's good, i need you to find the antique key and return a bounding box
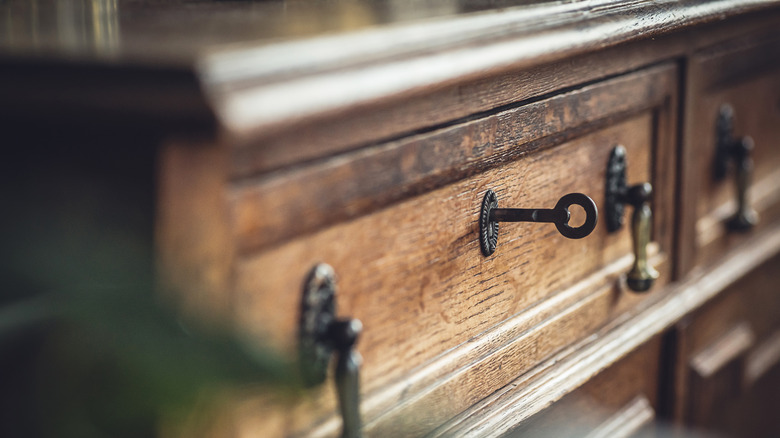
[479,190,598,256]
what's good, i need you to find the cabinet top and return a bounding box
[0,0,777,138]
[1,0,561,64]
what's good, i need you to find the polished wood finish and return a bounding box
[226,77,677,434]
[4,1,780,438]
[231,64,677,254]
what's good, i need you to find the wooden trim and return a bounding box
[689,322,755,379]
[360,252,667,437]
[694,33,780,91]
[207,0,778,136]
[228,16,780,178]
[583,396,656,438]
[2,4,779,159]
[745,329,780,386]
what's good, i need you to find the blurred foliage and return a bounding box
[1,262,301,438]
[1,284,300,438]
[0,152,302,438]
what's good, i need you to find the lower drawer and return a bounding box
[674,253,780,436]
[506,336,662,438]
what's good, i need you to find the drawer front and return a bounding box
[680,34,780,274]
[208,64,678,437]
[674,253,780,436]
[506,337,662,438]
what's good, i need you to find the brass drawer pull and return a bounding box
[299,264,363,438]
[479,189,598,256]
[605,145,658,292]
[715,104,758,231]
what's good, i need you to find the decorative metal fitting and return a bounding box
[479,189,598,256]
[299,264,363,438]
[714,104,757,232]
[605,145,659,292]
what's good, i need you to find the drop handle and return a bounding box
[479,190,598,256]
[715,104,758,231]
[332,320,363,438]
[605,145,659,292]
[299,264,363,438]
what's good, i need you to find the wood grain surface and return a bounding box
[227,18,780,176]
[204,61,680,438]
[228,108,676,436]
[5,3,780,438]
[208,1,777,139]
[2,1,779,156]
[231,65,677,254]
[236,114,654,378]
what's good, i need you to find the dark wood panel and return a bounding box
[673,254,780,437]
[150,63,680,437]
[0,60,215,137]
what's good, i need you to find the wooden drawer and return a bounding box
[160,63,678,437]
[673,253,780,436]
[680,33,780,274]
[506,336,662,438]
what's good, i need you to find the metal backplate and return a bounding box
[479,190,499,256]
[299,263,337,387]
[714,104,735,181]
[605,145,628,232]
